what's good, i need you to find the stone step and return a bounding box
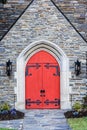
[0,110,71,130]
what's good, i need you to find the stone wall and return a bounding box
[0,0,87,42]
[0,0,87,107]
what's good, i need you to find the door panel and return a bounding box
[28,51,57,64]
[43,63,60,108]
[25,51,60,109]
[25,63,43,108]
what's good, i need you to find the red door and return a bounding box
[25,51,60,109]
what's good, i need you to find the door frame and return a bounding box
[15,40,71,109]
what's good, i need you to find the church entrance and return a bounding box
[25,50,60,109]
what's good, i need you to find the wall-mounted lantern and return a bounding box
[0,0,7,4]
[75,59,81,76]
[6,59,12,76]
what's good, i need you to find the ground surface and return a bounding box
[0,110,72,130]
[68,117,87,130]
[0,128,13,130]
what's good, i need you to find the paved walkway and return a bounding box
[0,110,72,130]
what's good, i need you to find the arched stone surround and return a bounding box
[15,40,71,109]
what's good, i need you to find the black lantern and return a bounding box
[75,60,81,76]
[0,0,7,4]
[6,59,12,76]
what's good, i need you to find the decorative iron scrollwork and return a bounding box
[44,99,60,106]
[26,99,42,106]
[44,63,60,76]
[25,63,41,76]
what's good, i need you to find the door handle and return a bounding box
[40,90,43,93]
[43,90,45,93]
[40,90,45,93]
[40,90,45,97]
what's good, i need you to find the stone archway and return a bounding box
[15,40,71,109]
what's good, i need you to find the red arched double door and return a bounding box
[25,51,60,109]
